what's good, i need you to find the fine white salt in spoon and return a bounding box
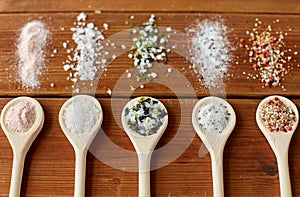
[0,97,44,197]
[192,96,236,197]
[256,95,299,197]
[121,96,168,197]
[59,95,103,197]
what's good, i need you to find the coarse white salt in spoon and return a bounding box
[192,96,236,197]
[59,95,103,197]
[0,97,44,197]
[121,96,168,197]
[256,95,299,197]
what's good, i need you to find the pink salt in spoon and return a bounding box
[256,95,299,197]
[59,95,103,197]
[0,97,44,197]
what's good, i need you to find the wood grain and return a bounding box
[0,1,299,196]
[0,13,299,98]
[0,0,299,14]
[0,98,300,196]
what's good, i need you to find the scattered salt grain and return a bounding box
[103,23,109,30]
[107,88,112,95]
[17,21,49,89]
[188,19,232,89]
[77,12,87,21]
[5,101,36,133]
[63,98,99,133]
[166,27,172,32]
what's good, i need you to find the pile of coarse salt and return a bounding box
[63,13,106,92]
[188,19,233,89]
[63,98,99,133]
[17,21,49,89]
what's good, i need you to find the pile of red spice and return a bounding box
[240,18,298,90]
[260,97,296,132]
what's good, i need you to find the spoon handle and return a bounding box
[74,148,87,197]
[210,150,224,197]
[138,152,151,197]
[277,153,292,197]
[10,150,26,197]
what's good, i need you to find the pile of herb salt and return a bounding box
[128,15,172,82]
[197,102,231,134]
[124,97,167,136]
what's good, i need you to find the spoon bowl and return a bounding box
[121,96,168,197]
[59,95,103,197]
[0,97,44,197]
[192,96,236,197]
[256,95,299,197]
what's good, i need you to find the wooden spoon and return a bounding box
[121,96,168,197]
[256,95,299,197]
[192,96,236,197]
[0,97,44,197]
[59,95,103,197]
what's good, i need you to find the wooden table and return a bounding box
[0,0,300,196]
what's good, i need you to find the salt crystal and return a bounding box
[77,12,87,21]
[166,27,172,32]
[107,88,112,95]
[103,23,109,30]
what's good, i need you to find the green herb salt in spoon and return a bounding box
[122,96,168,197]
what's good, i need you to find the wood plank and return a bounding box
[0,0,299,14]
[0,98,300,196]
[0,13,299,98]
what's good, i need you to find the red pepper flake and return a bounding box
[239,19,298,90]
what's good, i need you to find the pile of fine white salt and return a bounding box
[63,98,99,133]
[188,19,232,89]
[17,21,49,89]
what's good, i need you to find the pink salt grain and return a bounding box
[17,21,49,88]
[5,101,36,133]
